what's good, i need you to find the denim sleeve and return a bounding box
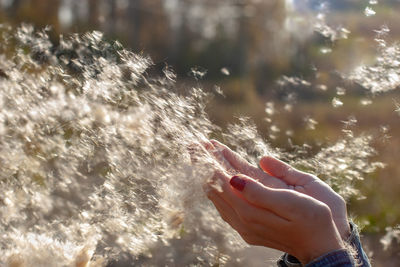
[276,222,370,267]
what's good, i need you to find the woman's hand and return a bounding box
[207,140,351,240]
[207,172,345,265]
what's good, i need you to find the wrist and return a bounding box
[296,226,345,265]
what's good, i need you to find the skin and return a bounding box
[200,140,351,265]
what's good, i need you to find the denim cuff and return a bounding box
[346,221,371,267]
[304,249,354,267]
[277,222,370,267]
[277,249,354,267]
[277,253,301,267]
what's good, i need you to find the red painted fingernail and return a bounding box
[230,176,246,191]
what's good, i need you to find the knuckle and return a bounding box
[336,194,347,207]
[317,203,332,215]
[305,203,332,222]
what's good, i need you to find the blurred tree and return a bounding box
[88,0,100,27]
[0,0,292,91]
[236,0,289,93]
[108,0,117,34]
[9,0,22,17]
[14,0,61,33]
[125,0,170,61]
[127,0,142,51]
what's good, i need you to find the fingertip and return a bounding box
[210,139,224,148]
[259,155,288,178]
[229,174,261,193]
[202,140,215,150]
[210,140,234,160]
[259,155,274,172]
[209,139,219,144]
[259,155,274,165]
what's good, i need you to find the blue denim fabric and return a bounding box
[276,222,370,267]
[304,249,354,267]
[345,222,371,267]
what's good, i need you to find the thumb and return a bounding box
[259,156,312,185]
[259,156,292,178]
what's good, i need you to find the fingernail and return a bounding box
[230,176,246,191]
[210,139,221,147]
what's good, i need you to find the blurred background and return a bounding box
[1,0,400,265]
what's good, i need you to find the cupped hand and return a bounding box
[206,140,351,240]
[207,172,345,265]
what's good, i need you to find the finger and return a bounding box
[259,156,314,186]
[207,190,244,230]
[188,141,232,180]
[201,140,235,172]
[201,139,215,151]
[210,140,285,188]
[210,139,259,176]
[211,171,290,227]
[229,174,317,220]
[208,189,290,251]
